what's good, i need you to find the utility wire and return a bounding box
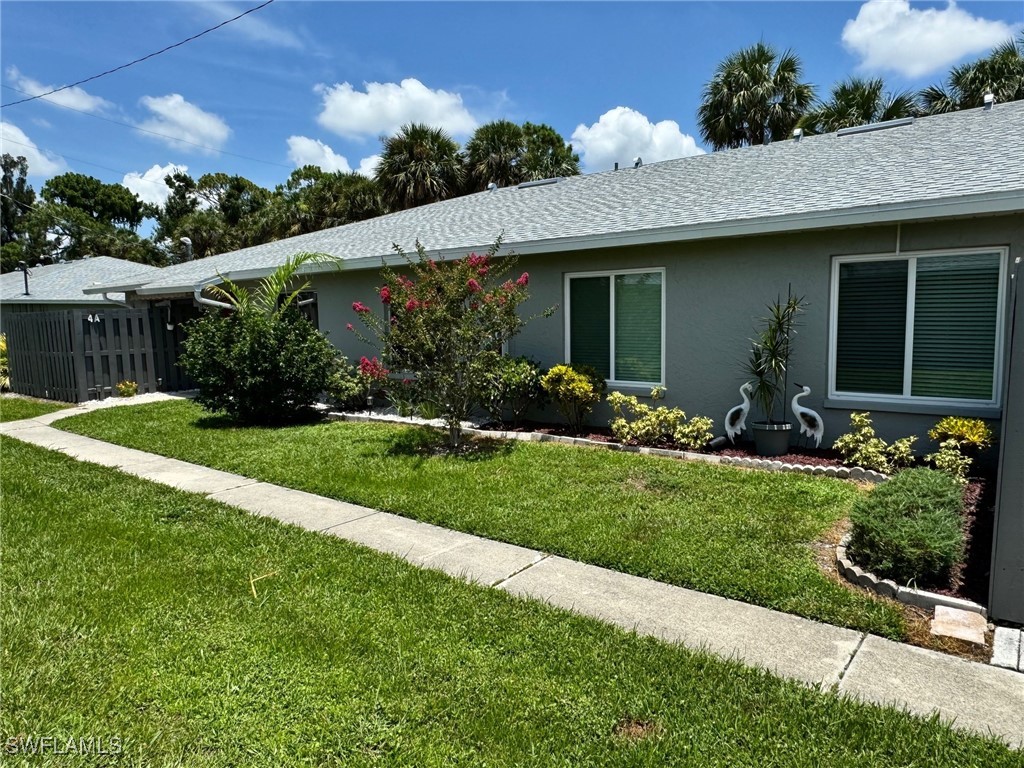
[1,0,276,108]
[1,85,292,169]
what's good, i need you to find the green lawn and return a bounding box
[59,400,905,639]
[1,437,1016,766]
[0,395,71,422]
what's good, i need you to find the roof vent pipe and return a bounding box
[984,92,996,110]
[487,182,497,191]
[17,260,29,295]
[792,127,803,141]
[179,236,193,261]
[614,162,619,171]
[633,157,643,169]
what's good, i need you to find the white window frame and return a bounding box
[828,246,1009,409]
[564,267,666,388]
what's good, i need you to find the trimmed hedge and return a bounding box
[847,468,965,587]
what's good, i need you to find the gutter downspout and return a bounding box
[101,292,130,308]
[194,278,234,311]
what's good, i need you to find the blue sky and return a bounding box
[1,0,1021,213]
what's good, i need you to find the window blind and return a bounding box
[836,259,907,394]
[569,276,611,379]
[911,252,1000,400]
[614,272,662,383]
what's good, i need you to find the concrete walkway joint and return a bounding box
[2,406,1022,750]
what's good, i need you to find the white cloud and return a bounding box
[571,107,704,173]
[137,94,231,152]
[315,78,477,139]
[194,2,304,49]
[0,122,65,176]
[5,66,112,113]
[286,135,352,172]
[356,154,381,178]
[122,162,188,207]
[842,0,1021,78]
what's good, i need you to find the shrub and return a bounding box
[833,412,916,474]
[607,388,714,450]
[182,307,336,425]
[847,468,966,586]
[0,333,9,391]
[181,253,339,425]
[473,353,545,426]
[352,236,549,446]
[928,417,993,451]
[925,417,993,482]
[927,439,973,483]
[115,380,138,397]
[541,364,606,434]
[326,355,371,411]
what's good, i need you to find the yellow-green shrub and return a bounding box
[541,364,605,434]
[607,388,714,450]
[833,412,916,474]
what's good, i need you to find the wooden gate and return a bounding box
[5,308,160,402]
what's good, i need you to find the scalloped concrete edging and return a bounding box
[836,534,988,618]
[327,411,888,483]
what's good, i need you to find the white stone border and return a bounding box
[836,534,987,618]
[326,411,888,483]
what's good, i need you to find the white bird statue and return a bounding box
[791,382,824,448]
[725,382,753,444]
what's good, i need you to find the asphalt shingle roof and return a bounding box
[101,102,1024,296]
[0,256,163,304]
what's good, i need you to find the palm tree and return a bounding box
[374,123,464,210]
[920,35,1024,114]
[464,120,526,191]
[800,77,917,134]
[207,251,338,316]
[697,42,815,150]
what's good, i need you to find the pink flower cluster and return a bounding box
[358,356,389,381]
[352,301,370,314]
[467,278,482,293]
[379,285,392,304]
[466,253,489,268]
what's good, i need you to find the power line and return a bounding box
[1,85,292,169]
[1,0,277,109]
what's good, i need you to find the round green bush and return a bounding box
[847,468,965,587]
[180,307,336,425]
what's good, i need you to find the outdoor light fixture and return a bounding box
[367,394,374,413]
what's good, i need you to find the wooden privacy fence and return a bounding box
[5,308,160,403]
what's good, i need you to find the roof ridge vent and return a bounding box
[836,117,915,137]
[517,177,563,189]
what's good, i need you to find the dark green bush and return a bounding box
[325,355,368,411]
[847,468,965,586]
[180,307,336,425]
[473,353,546,426]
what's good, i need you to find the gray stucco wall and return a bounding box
[309,213,1023,447]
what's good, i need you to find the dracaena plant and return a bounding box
[743,290,805,424]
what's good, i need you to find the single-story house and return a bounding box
[35,100,1024,624]
[89,101,1023,447]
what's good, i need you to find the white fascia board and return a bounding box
[126,189,1023,296]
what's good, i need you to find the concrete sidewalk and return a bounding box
[2,408,1022,749]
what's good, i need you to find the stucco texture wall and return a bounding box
[309,213,1023,447]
